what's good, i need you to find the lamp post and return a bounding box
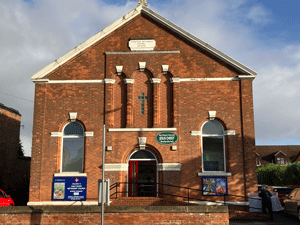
[101,124,106,225]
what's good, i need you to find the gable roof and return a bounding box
[31,5,257,81]
[274,151,287,156]
[256,146,300,164]
[291,151,300,162]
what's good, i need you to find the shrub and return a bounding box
[257,163,289,186]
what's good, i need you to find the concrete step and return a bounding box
[110,197,196,206]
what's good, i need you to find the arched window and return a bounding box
[202,121,225,172]
[130,150,156,160]
[61,122,84,172]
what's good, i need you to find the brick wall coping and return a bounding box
[0,103,21,116]
[0,205,228,214]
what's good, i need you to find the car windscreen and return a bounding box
[274,188,294,194]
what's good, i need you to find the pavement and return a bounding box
[230,212,299,224]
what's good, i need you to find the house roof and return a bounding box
[31,4,257,81]
[256,146,300,163]
[0,103,21,116]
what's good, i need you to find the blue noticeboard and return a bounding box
[52,177,87,201]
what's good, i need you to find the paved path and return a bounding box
[230,212,299,225]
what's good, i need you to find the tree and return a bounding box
[18,140,24,156]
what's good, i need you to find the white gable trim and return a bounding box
[31,5,256,81]
[142,7,257,76]
[274,151,287,156]
[31,5,144,81]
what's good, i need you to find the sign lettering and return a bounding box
[156,132,178,145]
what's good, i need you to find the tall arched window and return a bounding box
[202,121,225,172]
[61,122,84,172]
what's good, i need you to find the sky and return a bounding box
[1,0,300,156]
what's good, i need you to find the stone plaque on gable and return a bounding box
[129,39,156,51]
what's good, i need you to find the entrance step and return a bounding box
[110,197,197,206]
[110,198,266,220]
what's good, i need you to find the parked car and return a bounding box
[0,189,15,206]
[272,187,294,206]
[283,188,300,220]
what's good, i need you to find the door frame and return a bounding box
[127,150,158,197]
[128,161,139,197]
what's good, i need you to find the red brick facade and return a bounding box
[0,104,30,205]
[29,5,257,205]
[0,104,21,191]
[0,212,229,225]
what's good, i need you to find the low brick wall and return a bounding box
[0,205,229,225]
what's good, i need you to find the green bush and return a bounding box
[257,162,300,186]
[284,162,300,185]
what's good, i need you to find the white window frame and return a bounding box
[277,157,285,165]
[256,158,261,166]
[201,121,226,172]
[60,122,85,173]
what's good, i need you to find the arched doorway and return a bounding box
[128,150,157,197]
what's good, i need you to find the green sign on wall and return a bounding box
[156,132,178,145]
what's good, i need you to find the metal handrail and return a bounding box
[109,182,263,211]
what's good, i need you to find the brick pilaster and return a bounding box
[171,77,180,127]
[125,79,135,127]
[151,78,161,127]
[104,79,115,127]
[29,83,47,202]
[240,78,257,198]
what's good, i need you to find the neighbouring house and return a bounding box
[28,1,257,207]
[0,103,31,205]
[256,146,300,167]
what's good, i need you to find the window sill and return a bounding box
[54,172,87,177]
[198,172,232,177]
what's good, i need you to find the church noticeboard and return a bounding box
[52,177,87,201]
[156,132,178,145]
[202,177,228,196]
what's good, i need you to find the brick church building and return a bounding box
[28,1,257,206]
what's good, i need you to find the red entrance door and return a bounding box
[129,161,138,197]
[129,161,156,197]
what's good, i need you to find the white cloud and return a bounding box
[246,5,270,25]
[1,0,300,156]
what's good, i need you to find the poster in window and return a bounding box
[202,177,228,196]
[53,182,65,199]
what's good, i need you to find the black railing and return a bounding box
[110,182,263,212]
